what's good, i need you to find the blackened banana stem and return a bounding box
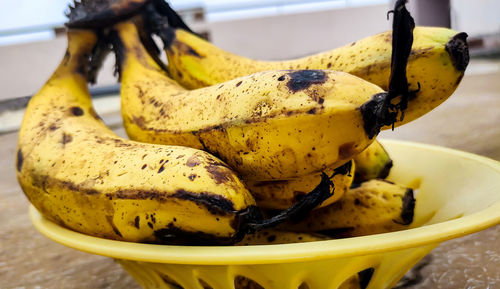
[361,0,415,139]
[387,0,415,118]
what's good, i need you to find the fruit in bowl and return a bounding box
[18,1,498,289]
[29,139,500,289]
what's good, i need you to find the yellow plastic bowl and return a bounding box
[29,140,500,289]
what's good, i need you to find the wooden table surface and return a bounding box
[1,60,499,289]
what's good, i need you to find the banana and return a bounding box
[247,160,354,210]
[279,179,415,237]
[236,229,329,245]
[115,20,410,180]
[148,2,468,128]
[352,140,392,183]
[16,28,316,245]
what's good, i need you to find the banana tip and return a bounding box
[446,32,469,72]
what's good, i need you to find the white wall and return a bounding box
[208,4,390,60]
[451,0,500,36]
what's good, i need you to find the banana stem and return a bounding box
[360,0,415,139]
[387,0,415,115]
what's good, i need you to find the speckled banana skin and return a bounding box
[246,161,354,210]
[280,179,415,237]
[16,29,259,245]
[165,27,468,128]
[236,229,329,245]
[353,140,393,183]
[117,22,388,180]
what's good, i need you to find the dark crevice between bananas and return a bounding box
[88,30,113,84]
[248,161,352,231]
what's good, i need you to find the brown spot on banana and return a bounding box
[106,215,123,238]
[185,154,202,167]
[338,142,356,159]
[61,133,73,145]
[70,106,84,116]
[204,164,235,185]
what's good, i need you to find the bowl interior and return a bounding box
[29,139,500,265]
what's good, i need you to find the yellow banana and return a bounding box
[16,28,311,245]
[246,160,354,210]
[149,3,468,127]
[352,140,392,183]
[236,229,329,245]
[115,20,410,180]
[279,179,415,237]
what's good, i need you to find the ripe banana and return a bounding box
[236,229,329,246]
[279,179,415,237]
[246,160,354,210]
[115,20,408,180]
[16,28,318,245]
[352,140,392,183]
[149,2,468,128]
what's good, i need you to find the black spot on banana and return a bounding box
[17,29,333,246]
[111,20,410,180]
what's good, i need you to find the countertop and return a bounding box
[0,59,499,288]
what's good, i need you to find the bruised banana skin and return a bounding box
[352,139,392,183]
[246,160,354,210]
[16,29,259,245]
[117,22,388,180]
[280,179,415,237]
[164,27,469,128]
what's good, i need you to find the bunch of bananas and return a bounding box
[17,0,468,252]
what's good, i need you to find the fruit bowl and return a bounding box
[29,139,500,289]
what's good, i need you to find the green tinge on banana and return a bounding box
[353,140,393,183]
[279,179,415,237]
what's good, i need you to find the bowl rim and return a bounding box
[29,139,500,265]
